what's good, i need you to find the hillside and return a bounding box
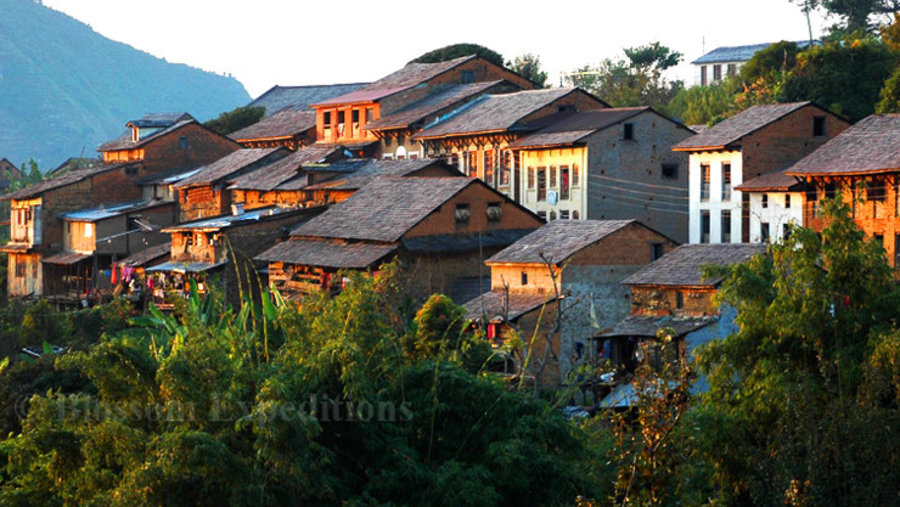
[0,0,250,169]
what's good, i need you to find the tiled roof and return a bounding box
[414,88,590,139]
[175,148,285,188]
[228,144,344,191]
[248,83,369,115]
[312,56,478,107]
[691,41,817,64]
[291,177,473,242]
[674,102,811,151]
[462,291,557,322]
[121,242,171,267]
[98,118,197,152]
[2,162,132,201]
[786,115,900,176]
[509,107,650,148]
[255,238,398,269]
[301,158,460,191]
[598,314,717,338]
[487,220,636,265]
[623,243,766,287]
[365,81,506,131]
[734,168,803,191]
[229,109,316,141]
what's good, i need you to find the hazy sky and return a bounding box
[42,0,837,98]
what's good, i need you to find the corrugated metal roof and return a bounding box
[691,40,816,64]
[60,200,168,222]
[162,206,304,232]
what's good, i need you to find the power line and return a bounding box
[590,173,690,192]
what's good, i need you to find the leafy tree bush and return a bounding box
[409,43,504,67]
[203,105,265,135]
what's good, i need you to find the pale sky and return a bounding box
[42,0,837,98]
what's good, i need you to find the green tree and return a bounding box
[203,105,265,136]
[661,76,742,125]
[566,42,684,107]
[409,43,504,67]
[694,199,900,504]
[508,53,549,88]
[782,38,899,120]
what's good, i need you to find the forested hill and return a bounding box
[0,0,251,169]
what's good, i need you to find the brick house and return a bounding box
[785,115,900,268]
[174,147,291,221]
[0,157,24,192]
[310,55,535,158]
[673,102,850,244]
[733,169,805,243]
[256,176,542,301]
[464,219,678,386]
[150,206,325,306]
[99,113,240,171]
[596,243,765,406]
[507,107,693,242]
[414,88,609,199]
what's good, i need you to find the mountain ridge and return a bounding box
[0,0,251,169]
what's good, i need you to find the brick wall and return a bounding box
[629,285,717,317]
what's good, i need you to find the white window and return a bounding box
[84,223,93,238]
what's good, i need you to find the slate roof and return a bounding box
[2,163,133,201]
[248,83,369,115]
[121,242,171,267]
[228,144,344,191]
[597,314,718,338]
[692,40,816,64]
[255,238,399,269]
[291,177,474,242]
[229,109,316,141]
[734,169,803,191]
[365,81,505,131]
[487,220,637,265]
[302,158,460,191]
[175,148,284,188]
[462,291,558,322]
[509,107,651,148]
[673,102,811,151]
[623,243,766,287]
[312,55,478,107]
[786,115,900,176]
[414,88,593,139]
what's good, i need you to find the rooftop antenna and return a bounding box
[702,36,706,55]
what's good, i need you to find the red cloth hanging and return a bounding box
[110,262,118,284]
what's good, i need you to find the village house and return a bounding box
[673,101,850,244]
[256,176,542,301]
[43,200,176,301]
[414,87,609,199]
[734,169,805,243]
[463,219,678,386]
[506,107,693,242]
[364,80,521,159]
[229,109,318,151]
[0,157,24,192]
[150,206,324,306]
[309,55,535,158]
[596,243,765,406]
[174,147,291,221]
[691,41,816,86]
[1,112,239,298]
[785,114,900,268]
[98,113,240,170]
